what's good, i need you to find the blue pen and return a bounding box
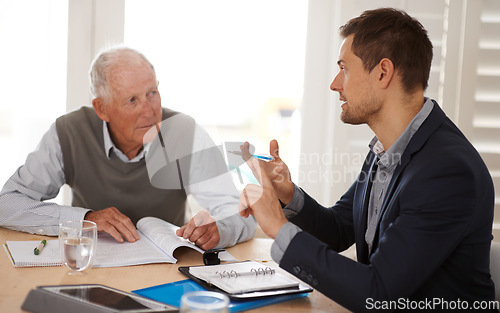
[228,151,275,162]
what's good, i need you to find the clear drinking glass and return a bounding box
[180,291,229,313]
[59,220,97,275]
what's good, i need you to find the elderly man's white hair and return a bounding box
[89,47,157,102]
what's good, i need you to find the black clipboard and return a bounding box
[178,263,313,300]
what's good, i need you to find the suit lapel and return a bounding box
[369,101,447,254]
[355,152,378,263]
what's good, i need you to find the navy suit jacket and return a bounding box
[280,102,496,312]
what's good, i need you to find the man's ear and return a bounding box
[92,98,110,122]
[377,58,395,89]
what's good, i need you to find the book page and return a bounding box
[137,217,204,258]
[93,231,176,267]
[189,261,300,294]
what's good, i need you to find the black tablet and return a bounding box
[22,284,179,313]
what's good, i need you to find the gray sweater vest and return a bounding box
[56,107,187,225]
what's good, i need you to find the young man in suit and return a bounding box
[239,8,496,312]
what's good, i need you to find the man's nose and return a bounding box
[330,72,343,92]
[140,99,155,116]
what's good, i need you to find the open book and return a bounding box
[4,217,234,268]
[95,216,206,267]
[182,261,302,295]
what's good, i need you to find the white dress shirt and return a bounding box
[0,120,255,248]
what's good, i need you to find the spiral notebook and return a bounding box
[3,240,61,267]
[179,261,310,296]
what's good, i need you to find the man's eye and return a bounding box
[129,97,136,103]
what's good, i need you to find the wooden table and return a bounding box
[0,227,349,312]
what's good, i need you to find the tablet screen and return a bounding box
[60,286,150,310]
[42,285,177,312]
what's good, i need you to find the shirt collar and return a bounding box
[102,121,151,163]
[369,97,434,171]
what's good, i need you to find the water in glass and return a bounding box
[59,220,96,275]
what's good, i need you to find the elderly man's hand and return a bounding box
[85,207,140,243]
[176,211,220,250]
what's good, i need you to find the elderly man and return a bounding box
[0,47,255,250]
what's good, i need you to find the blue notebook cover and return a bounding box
[132,279,309,312]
